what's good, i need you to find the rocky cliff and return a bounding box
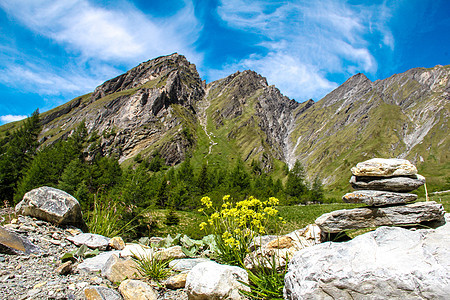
[2,54,448,190]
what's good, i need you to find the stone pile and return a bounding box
[316,158,445,233]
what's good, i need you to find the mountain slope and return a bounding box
[1,54,448,191]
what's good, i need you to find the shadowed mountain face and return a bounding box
[5,54,449,189]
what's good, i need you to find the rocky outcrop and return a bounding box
[15,186,87,231]
[284,217,450,299]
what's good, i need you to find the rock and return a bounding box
[118,279,157,300]
[249,235,277,251]
[286,224,323,246]
[165,272,188,289]
[55,261,73,275]
[284,222,450,299]
[84,286,123,300]
[351,158,417,177]
[168,258,211,272]
[77,251,121,273]
[350,174,426,192]
[109,237,125,250]
[0,225,40,255]
[101,254,140,283]
[186,261,250,300]
[120,243,153,259]
[67,233,110,250]
[265,235,294,249]
[315,201,445,233]
[15,186,87,230]
[342,190,417,206]
[245,247,295,270]
[155,245,187,261]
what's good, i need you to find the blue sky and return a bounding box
[0,0,449,124]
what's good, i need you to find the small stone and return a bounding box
[77,251,121,273]
[155,245,187,261]
[342,190,417,206]
[266,236,294,249]
[165,272,188,289]
[68,283,76,291]
[56,261,73,275]
[66,228,82,236]
[119,279,158,300]
[101,254,140,283]
[108,236,125,250]
[351,158,417,177]
[67,233,110,250]
[84,286,122,300]
[120,243,153,259]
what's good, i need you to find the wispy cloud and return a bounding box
[0,0,202,101]
[0,114,27,124]
[214,0,393,101]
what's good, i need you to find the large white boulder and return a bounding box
[186,261,250,300]
[284,215,450,299]
[351,158,417,177]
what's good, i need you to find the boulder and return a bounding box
[342,190,417,206]
[84,286,123,300]
[351,158,417,177]
[350,174,425,192]
[0,225,40,255]
[315,201,445,233]
[15,186,86,230]
[118,279,157,300]
[67,233,110,250]
[186,261,250,300]
[101,254,140,283]
[284,219,450,299]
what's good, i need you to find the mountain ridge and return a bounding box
[1,54,448,191]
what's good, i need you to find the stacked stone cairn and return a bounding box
[315,158,445,233]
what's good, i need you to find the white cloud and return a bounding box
[215,0,393,101]
[0,114,27,124]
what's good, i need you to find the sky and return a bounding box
[0,0,449,124]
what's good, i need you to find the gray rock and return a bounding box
[284,219,450,299]
[350,174,426,192]
[186,261,250,300]
[168,258,211,272]
[342,190,417,206]
[315,201,445,233]
[84,286,123,300]
[77,251,121,273]
[351,158,417,177]
[0,225,40,255]
[15,186,87,230]
[66,233,110,250]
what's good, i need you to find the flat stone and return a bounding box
[168,258,211,272]
[155,245,187,261]
[120,243,153,259]
[84,286,122,300]
[342,190,417,206]
[350,174,426,192]
[284,220,450,299]
[55,261,73,275]
[351,158,417,177]
[315,201,445,233]
[15,186,87,230]
[67,233,110,250]
[0,226,40,255]
[77,251,121,273]
[101,254,140,283]
[119,279,157,300]
[109,237,125,250]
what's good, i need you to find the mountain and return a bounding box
[2,54,448,191]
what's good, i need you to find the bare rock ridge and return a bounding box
[23,54,449,187]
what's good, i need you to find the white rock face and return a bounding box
[186,261,250,300]
[15,186,86,229]
[284,217,450,299]
[351,158,417,177]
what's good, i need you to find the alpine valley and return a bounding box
[2,53,449,192]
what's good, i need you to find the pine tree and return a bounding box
[285,160,307,200]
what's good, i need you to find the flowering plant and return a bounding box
[199,195,283,267]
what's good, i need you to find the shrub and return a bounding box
[198,195,283,267]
